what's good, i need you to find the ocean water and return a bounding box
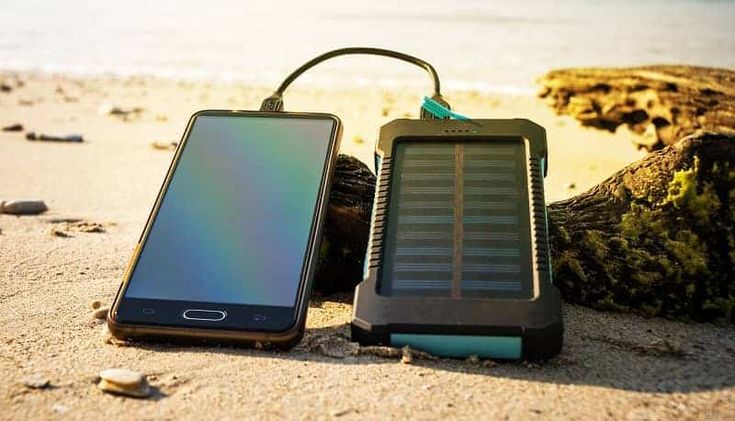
[0,0,733,94]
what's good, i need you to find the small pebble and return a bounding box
[357,345,401,358]
[565,181,577,189]
[400,353,413,365]
[92,307,109,320]
[25,132,83,143]
[97,368,151,398]
[0,83,12,92]
[22,374,50,389]
[150,141,178,150]
[466,354,480,364]
[98,379,150,397]
[331,408,353,417]
[632,340,686,357]
[2,123,23,132]
[51,403,69,414]
[90,300,104,310]
[551,354,578,366]
[51,228,71,238]
[71,221,105,233]
[0,200,48,215]
[97,104,143,117]
[100,368,143,387]
[482,360,497,368]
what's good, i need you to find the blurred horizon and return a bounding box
[0,0,733,94]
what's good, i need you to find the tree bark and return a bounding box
[314,155,375,294]
[548,132,734,323]
[537,66,735,151]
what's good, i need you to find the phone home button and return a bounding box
[182,309,227,322]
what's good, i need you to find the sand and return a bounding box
[0,72,733,419]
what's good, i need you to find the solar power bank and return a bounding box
[351,118,563,360]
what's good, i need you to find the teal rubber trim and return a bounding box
[391,333,522,359]
[540,157,554,284]
[422,96,470,120]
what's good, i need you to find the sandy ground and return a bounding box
[0,72,733,420]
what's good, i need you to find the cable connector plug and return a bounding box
[420,95,469,120]
[260,93,284,111]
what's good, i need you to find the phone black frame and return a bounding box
[108,109,342,349]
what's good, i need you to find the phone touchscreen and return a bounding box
[123,114,335,315]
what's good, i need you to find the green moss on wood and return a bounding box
[665,158,721,224]
[550,135,735,324]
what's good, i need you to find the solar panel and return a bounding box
[379,139,533,299]
[353,119,562,360]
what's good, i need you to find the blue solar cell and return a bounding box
[379,139,533,298]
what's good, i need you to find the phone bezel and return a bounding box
[108,109,342,347]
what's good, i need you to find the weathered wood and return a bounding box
[548,132,734,323]
[313,155,375,294]
[538,66,735,151]
[317,133,734,323]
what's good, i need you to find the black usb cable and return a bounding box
[260,47,451,119]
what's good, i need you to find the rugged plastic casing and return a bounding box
[351,118,563,360]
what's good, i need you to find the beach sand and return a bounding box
[0,72,733,419]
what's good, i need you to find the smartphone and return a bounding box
[108,110,341,349]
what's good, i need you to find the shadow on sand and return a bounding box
[118,296,735,395]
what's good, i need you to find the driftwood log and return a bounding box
[538,66,735,151]
[314,66,734,324]
[314,155,376,293]
[548,132,734,323]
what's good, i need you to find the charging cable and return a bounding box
[260,47,452,119]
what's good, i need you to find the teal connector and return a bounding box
[422,96,470,120]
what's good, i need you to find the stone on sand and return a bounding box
[25,132,83,143]
[22,374,50,389]
[2,123,23,132]
[51,228,71,238]
[92,307,109,320]
[0,200,48,215]
[70,221,106,233]
[51,403,69,414]
[97,368,151,398]
[150,141,177,150]
[97,104,143,116]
